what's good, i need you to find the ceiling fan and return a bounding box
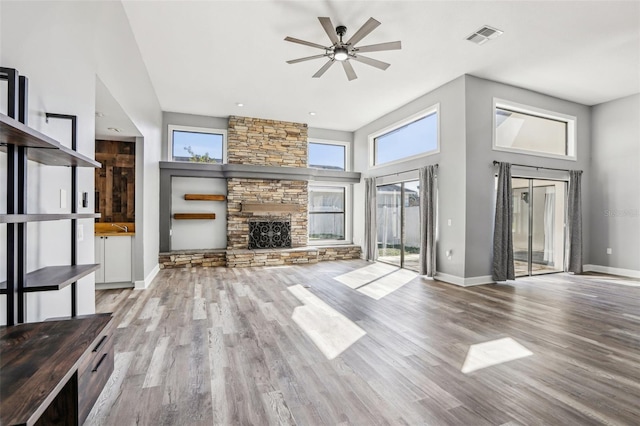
[285,17,401,81]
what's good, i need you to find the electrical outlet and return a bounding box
[78,224,84,242]
[447,219,452,226]
[606,248,612,255]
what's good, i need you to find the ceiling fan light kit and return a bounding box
[285,16,401,81]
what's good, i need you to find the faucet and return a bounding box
[111,223,128,232]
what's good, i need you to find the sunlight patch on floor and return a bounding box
[461,337,533,374]
[357,268,417,300]
[333,262,400,289]
[288,284,366,360]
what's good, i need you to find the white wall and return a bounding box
[0,1,162,322]
[589,94,640,273]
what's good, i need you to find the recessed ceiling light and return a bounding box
[309,112,316,116]
[236,103,244,107]
[107,127,121,133]
[95,112,105,118]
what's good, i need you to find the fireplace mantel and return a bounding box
[241,203,299,213]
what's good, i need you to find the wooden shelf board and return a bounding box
[0,264,100,294]
[0,113,101,168]
[173,213,216,220]
[184,194,226,201]
[241,203,299,213]
[0,213,101,224]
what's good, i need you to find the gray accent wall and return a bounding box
[589,94,640,272]
[463,75,592,278]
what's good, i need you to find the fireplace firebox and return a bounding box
[248,217,292,249]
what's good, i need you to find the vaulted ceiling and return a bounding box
[121,1,640,131]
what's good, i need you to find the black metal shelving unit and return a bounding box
[1,67,101,325]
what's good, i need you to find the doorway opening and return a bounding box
[376,180,420,271]
[512,178,566,277]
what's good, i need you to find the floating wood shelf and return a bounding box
[0,213,101,224]
[173,213,216,220]
[0,264,100,294]
[184,194,226,201]
[241,203,299,213]
[0,113,101,168]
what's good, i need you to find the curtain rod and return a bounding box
[374,163,439,179]
[492,161,581,173]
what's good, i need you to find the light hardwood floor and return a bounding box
[88,260,640,425]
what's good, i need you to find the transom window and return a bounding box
[493,99,576,159]
[169,125,226,163]
[309,186,346,241]
[308,141,347,171]
[370,105,439,167]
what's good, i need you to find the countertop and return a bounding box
[95,232,135,237]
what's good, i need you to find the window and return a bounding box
[308,141,347,171]
[493,99,576,159]
[169,125,226,163]
[370,105,439,167]
[309,186,346,241]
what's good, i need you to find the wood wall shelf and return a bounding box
[173,213,216,220]
[0,213,101,224]
[0,264,100,294]
[184,194,226,201]
[241,203,299,213]
[0,113,101,168]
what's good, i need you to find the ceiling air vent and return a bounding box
[466,25,503,45]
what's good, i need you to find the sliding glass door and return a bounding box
[376,180,420,271]
[512,178,566,276]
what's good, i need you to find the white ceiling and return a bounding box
[95,78,142,140]
[121,0,640,132]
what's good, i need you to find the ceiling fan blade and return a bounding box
[313,60,335,78]
[356,41,402,53]
[318,17,339,45]
[352,55,390,71]
[346,17,381,46]
[284,36,327,50]
[342,61,357,81]
[286,54,328,64]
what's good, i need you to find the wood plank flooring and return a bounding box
[88,261,640,425]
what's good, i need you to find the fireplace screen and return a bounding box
[249,218,291,249]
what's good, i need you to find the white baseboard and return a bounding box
[434,272,495,287]
[583,264,640,279]
[135,263,160,290]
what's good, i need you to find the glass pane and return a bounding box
[375,112,437,165]
[309,143,345,171]
[403,181,420,272]
[531,180,565,275]
[496,108,567,156]
[309,213,345,240]
[309,187,344,213]
[512,178,530,277]
[376,184,402,266]
[173,130,223,163]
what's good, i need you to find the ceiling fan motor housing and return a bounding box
[336,25,347,40]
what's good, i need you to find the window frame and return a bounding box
[308,183,352,245]
[308,139,350,172]
[168,124,227,164]
[492,98,577,161]
[369,104,440,169]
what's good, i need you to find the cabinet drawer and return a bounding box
[78,321,115,424]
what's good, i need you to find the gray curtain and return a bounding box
[419,165,437,276]
[364,178,377,261]
[566,170,583,273]
[492,162,515,281]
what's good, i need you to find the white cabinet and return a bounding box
[95,235,132,283]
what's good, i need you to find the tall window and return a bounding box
[169,125,226,163]
[493,99,576,159]
[308,141,347,171]
[309,186,345,241]
[371,105,439,166]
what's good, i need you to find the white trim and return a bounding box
[135,263,160,290]
[308,138,351,172]
[492,98,577,161]
[368,104,440,169]
[308,183,352,245]
[168,124,227,163]
[583,264,640,279]
[434,272,495,287]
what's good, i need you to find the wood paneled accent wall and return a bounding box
[95,140,135,223]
